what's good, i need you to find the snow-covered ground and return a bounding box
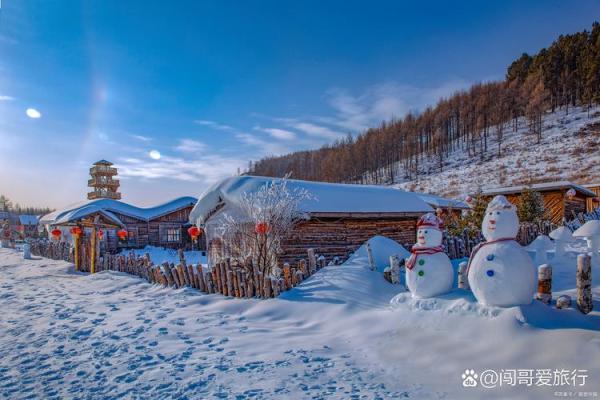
[393,106,600,199]
[1,237,599,399]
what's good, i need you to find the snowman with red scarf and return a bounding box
[406,213,453,298]
[467,195,536,306]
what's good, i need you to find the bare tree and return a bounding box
[219,177,314,277]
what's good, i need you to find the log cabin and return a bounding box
[480,181,596,224]
[40,197,199,253]
[189,176,434,267]
[583,183,600,213]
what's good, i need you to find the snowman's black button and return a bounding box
[486,254,495,261]
[418,270,425,277]
[486,269,494,277]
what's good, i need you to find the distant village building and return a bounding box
[412,193,469,216]
[40,160,198,252]
[480,181,596,224]
[18,215,40,237]
[190,176,434,267]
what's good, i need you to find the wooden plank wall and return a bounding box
[586,185,600,212]
[279,216,417,265]
[499,191,584,224]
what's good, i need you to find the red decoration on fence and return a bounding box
[70,226,82,238]
[117,229,128,241]
[97,229,104,240]
[255,222,270,235]
[51,228,62,240]
[188,226,202,241]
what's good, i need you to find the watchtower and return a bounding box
[87,160,121,200]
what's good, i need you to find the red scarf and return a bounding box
[465,237,515,275]
[406,245,444,270]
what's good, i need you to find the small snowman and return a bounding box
[406,213,454,298]
[466,195,536,307]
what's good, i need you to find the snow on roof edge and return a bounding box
[41,196,197,225]
[481,181,596,197]
[190,175,434,225]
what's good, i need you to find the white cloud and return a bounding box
[254,126,297,141]
[236,133,291,156]
[194,119,235,132]
[322,80,471,131]
[289,122,343,140]
[0,95,15,101]
[175,138,207,153]
[117,154,245,184]
[25,108,42,119]
[130,134,153,142]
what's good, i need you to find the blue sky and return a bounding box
[1,1,599,208]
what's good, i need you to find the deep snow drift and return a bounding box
[0,236,599,399]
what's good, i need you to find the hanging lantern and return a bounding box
[187,226,202,241]
[70,226,82,239]
[117,229,128,241]
[465,195,473,204]
[51,228,62,240]
[97,229,104,240]
[255,222,270,235]
[566,188,576,200]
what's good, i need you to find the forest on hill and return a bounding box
[248,23,600,185]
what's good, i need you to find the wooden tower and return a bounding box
[87,160,121,200]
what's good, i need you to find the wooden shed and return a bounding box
[583,183,600,212]
[481,181,596,224]
[40,196,199,253]
[189,176,433,267]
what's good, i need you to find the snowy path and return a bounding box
[1,239,599,399]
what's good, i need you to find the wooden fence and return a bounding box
[28,239,329,298]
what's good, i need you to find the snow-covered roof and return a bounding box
[411,193,469,210]
[18,215,39,225]
[189,176,433,225]
[40,196,197,226]
[481,181,596,197]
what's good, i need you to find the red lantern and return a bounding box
[97,229,104,240]
[465,195,473,204]
[187,226,202,241]
[255,222,270,235]
[70,226,82,238]
[117,229,128,241]
[51,228,62,240]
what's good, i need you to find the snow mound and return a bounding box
[389,291,503,318]
[346,235,410,272]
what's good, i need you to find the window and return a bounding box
[160,225,181,243]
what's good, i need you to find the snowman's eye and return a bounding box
[488,212,492,216]
[424,230,428,234]
[496,211,500,215]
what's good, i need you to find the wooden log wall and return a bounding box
[279,216,418,266]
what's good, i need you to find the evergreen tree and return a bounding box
[517,187,546,223]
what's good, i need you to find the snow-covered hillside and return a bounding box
[1,236,599,399]
[394,106,600,199]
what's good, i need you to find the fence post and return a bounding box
[458,261,469,290]
[389,255,400,284]
[366,242,376,271]
[576,254,593,314]
[307,249,316,275]
[535,264,552,304]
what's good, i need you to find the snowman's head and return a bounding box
[415,213,443,247]
[482,195,518,241]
